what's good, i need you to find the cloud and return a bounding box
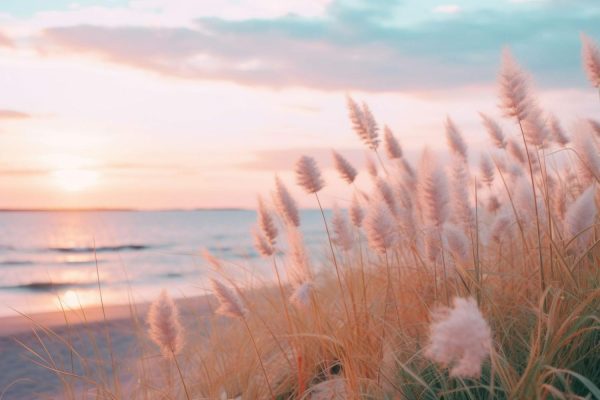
[0,110,30,119]
[237,147,365,171]
[0,31,13,48]
[433,5,462,14]
[33,1,600,91]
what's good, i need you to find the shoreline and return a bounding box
[0,294,214,337]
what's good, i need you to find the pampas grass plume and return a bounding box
[480,154,495,186]
[364,200,395,253]
[148,290,184,357]
[273,176,300,227]
[383,125,402,159]
[257,196,278,245]
[425,297,492,378]
[549,114,570,146]
[565,185,597,244]
[445,116,468,159]
[331,206,353,251]
[479,112,506,149]
[211,279,247,319]
[332,150,357,184]
[581,33,600,88]
[350,194,364,227]
[498,48,531,121]
[347,96,379,150]
[418,148,450,227]
[296,155,324,194]
[253,228,274,257]
[289,281,313,310]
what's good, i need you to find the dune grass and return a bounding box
[11,36,600,399]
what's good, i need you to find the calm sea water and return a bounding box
[0,210,329,317]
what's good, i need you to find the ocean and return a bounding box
[0,210,329,317]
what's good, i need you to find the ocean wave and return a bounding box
[0,260,34,266]
[1,281,92,291]
[47,244,152,253]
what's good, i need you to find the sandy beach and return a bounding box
[0,296,214,400]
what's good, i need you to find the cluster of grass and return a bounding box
[18,36,600,399]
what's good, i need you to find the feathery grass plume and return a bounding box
[375,177,397,215]
[365,154,378,178]
[148,290,184,357]
[289,281,313,310]
[498,48,531,121]
[521,106,548,147]
[286,227,313,287]
[347,96,379,150]
[445,116,468,159]
[332,150,357,184]
[444,223,470,265]
[383,125,402,159]
[273,176,300,227]
[295,155,324,194]
[211,279,247,319]
[364,200,396,253]
[418,148,450,227]
[549,114,570,146]
[565,185,597,247]
[449,156,474,228]
[425,297,492,378]
[253,228,274,257]
[479,112,506,149]
[581,33,600,88]
[202,248,223,271]
[350,193,364,227]
[257,196,278,246]
[480,154,495,187]
[572,123,600,185]
[588,118,600,136]
[506,137,526,165]
[331,206,353,251]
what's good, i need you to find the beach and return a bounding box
[0,295,214,400]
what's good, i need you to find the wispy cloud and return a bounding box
[433,5,462,14]
[0,31,13,48]
[35,1,600,91]
[0,110,30,119]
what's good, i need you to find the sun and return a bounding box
[52,168,99,192]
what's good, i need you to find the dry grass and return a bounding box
[14,37,600,399]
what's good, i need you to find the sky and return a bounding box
[0,0,599,209]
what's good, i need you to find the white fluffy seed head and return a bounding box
[289,281,313,310]
[365,154,378,179]
[331,206,354,251]
[479,112,506,149]
[506,138,526,165]
[418,148,449,227]
[253,228,274,257]
[498,48,532,122]
[572,123,600,185]
[565,185,597,247]
[383,125,402,159]
[148,290,184,357]
[332,151,357,184]
[295,156,324,194]
[211,279,247,319]
[257,196,278,245]
[347,96,379,150]
[364,200,396,254]
[480,154,495,187]
[444,223,471,265]
[350,193,364,227]
[425,297,492,378]
[549,114,570,146]
[445,117,468,159]
[521,106,548,147]
[273,176,300,227]
[581,33,600,88]
[286,227,313,287]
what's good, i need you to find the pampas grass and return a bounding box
[42,40,600,400]
[581,33,600,88]
[425,297,491,378]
